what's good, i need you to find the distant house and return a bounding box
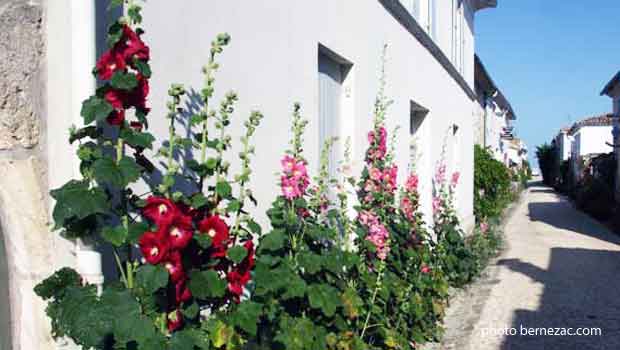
[473,55,518,165]
[567,114,613,180]
[553,127,571,162]
[600,71,620,198]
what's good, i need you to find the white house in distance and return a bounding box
[553,127,571,162]
[600,71,620,197]
[474,54,523,168]
[567,114,613,180]
[0,1,500,348]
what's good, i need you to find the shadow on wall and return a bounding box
[497,247,620,349]
[0,226,11,350]
[527,201,620,246]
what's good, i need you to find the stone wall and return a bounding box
[0,0,57,349]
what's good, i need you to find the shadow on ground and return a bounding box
[497,248,620,349]
[526,190,620,246]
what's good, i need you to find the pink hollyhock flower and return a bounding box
[164,251,185,283]
[420,265,431,274]
[405,174,419,192]
[451,171,460,187]
[400,197,414,220]
[291,160,308,180]
[280,176,300,200]
[369,167,382,181]
[198,215,230,258]
[480,221,489,234]
[281,155,296,174]
[142,196,179,227]
[139,231,169,264]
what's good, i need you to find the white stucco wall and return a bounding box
[572,126,613,157]
[139,0,476,229]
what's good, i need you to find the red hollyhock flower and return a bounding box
[95,50,126,80]
[163,251,185,283]
[120,25,150,63]
[226,269,250,303]
[198,215,230,257]
[129,121,143,131]
[167,309,183,333]
[139,231,169,264]
[127,74,150,113]
[165,214,194,250]
[175,278,192,304]
[226,241,255,303]
[106,109,125,126]
[143,196,179,227]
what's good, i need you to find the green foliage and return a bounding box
[474,145,512,220]
[536,143,557,186]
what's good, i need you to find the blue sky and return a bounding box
[475,1,620,167]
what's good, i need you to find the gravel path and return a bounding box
[427,181,620,350]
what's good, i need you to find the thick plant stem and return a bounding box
[113,248,128,288]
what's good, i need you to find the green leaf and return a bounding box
[215,181,232,199]
[247,219,262,235]
[282,275,306,300]
[110,71,138,90]
[298,252,323,274]
[70,126,100,144]
[226,246,248,264]
[127,222,149,244]
[101,226,127,247]
[81,96,113,124]
[107,0,124,10]
[182,301,199,319]
[259,229,285,252]
[50,180,109,228]
[134,60,152,78]
[34,267,82,300]
[120,128,155,150]
[227,199,241,213]
[230,301,262,335]
[92,157,123,187]
[107,22,123,48]
[195,234,212,249]
[170,330,196,350]
[188,270,226,299]
[135,265,169,294]
[118,156,142,184]
[191,193,208,209]
[307,284,340,317]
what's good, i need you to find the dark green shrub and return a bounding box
[474,145,512,220]
[536,143,557,186]
[575,177,615,220]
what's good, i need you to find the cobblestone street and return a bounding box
[429,180,620,350]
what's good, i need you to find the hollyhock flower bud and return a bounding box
[143,196,179,227]
[198,215,230,257]
[129,121,143,131]
[166,214,194,250]
[432,197,442,215]
[164,251,185,283]
[139,231,169,264]
[420,265,431,274]
[167,309,183,333]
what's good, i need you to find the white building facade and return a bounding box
[2,1,498,348]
